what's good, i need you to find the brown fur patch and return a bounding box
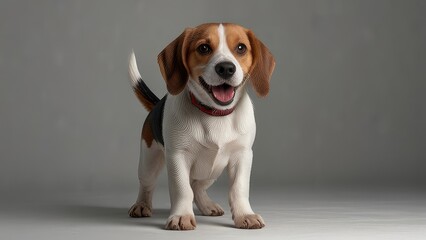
[157,29,191,95]
[223,24,254,76]
[134,89,155,112]
[246,30,276,97]
[141,113,154,147]
[185,24,220,80]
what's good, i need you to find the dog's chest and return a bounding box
[186,105,257,179]
[189,118,244,179]
[164,93,256,180]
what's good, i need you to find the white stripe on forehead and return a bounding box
[218,24,227,52]
[209,23,244,87]
[217,24,235,60]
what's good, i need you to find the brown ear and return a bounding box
[247,30,276,97]
[157,28,192,95]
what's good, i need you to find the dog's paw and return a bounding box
[165,215,197,230]
[128,202,152,218]
[198,201,225,216]
[234,214,265,229]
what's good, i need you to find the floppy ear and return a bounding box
[247,30,276,97]
[157,28,192,95]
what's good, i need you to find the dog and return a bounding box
[128,23,275,230]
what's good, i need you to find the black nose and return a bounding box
[215,61,236,79]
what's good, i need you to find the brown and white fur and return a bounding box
[128,23,275,230]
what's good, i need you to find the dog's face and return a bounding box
[158,23,275,110]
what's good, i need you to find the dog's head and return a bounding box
[158,23,275,111]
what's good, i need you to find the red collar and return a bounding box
[190,92,235,116]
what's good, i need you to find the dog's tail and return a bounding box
[129,51,160,112]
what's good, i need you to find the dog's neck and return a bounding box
[189,92,235,117]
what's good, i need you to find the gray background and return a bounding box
[1,0,426,198]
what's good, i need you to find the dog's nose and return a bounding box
[215,61,236,79]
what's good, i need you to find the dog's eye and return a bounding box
[197,44,212,55]
[236,43,247,55]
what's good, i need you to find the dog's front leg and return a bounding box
[165,151,196,230]
[228,149,265,229]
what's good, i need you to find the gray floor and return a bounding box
[1,187,426,240]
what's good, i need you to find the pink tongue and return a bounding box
[212,85,235,103]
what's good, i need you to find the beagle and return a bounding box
[128,23,275,230]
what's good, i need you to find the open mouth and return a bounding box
[199,77,236,106]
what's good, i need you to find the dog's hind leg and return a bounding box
[191,179,225,216]
[129,140,164,217]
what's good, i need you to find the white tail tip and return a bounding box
[129,50,141,87]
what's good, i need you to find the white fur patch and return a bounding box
[129,51,141,87]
